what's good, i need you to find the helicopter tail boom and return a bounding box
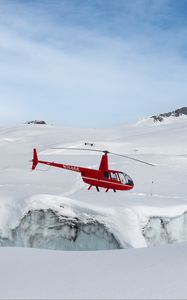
[31,148,87,173]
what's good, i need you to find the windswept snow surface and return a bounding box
[0,119,187,249]
[1,244,187,299]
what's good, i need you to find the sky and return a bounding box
[0,0,187,127]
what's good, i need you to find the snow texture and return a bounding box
[1,243,187,299]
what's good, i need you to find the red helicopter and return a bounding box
[31,148,154,192]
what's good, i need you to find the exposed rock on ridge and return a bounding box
[151,107,187,122]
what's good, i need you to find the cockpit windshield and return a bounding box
[118,172,134,186]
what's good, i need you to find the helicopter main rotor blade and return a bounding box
[109,152,155,166]
[51,147,108,154]
[51,147,155,166]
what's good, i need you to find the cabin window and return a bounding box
[119,172,134,186]
[119,173,125,183]
[104,172,109,179]
[124,174,134,186]
[110,172,118,181]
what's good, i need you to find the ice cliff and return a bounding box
[1,195,187,251]
[143,213,187,246]
[3,209,121,250]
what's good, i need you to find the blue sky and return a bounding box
[0,0,187,127]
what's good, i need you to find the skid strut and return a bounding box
[88,185,100,192]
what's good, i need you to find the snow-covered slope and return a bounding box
[1,243,187,299]
[0,117,187,250]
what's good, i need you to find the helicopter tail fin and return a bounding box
[32,148,38,170]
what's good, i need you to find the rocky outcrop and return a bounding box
[25,120,47,125]
[151,107,187,122]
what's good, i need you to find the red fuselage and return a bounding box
[32,149,134,192]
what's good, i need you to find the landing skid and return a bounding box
[88,185,116,192]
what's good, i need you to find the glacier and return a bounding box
[143,212,187,246]
[0,118,187,251]
[0,195,187,250]
[0,208,122,250]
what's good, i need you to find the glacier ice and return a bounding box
[1,194,187,250]
[0,209,122,250]
[143,212,187,246]
[1,207,187,250]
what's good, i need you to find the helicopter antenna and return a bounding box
[51,147,155,166]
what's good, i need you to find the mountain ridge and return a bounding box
[151,107,187,122]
